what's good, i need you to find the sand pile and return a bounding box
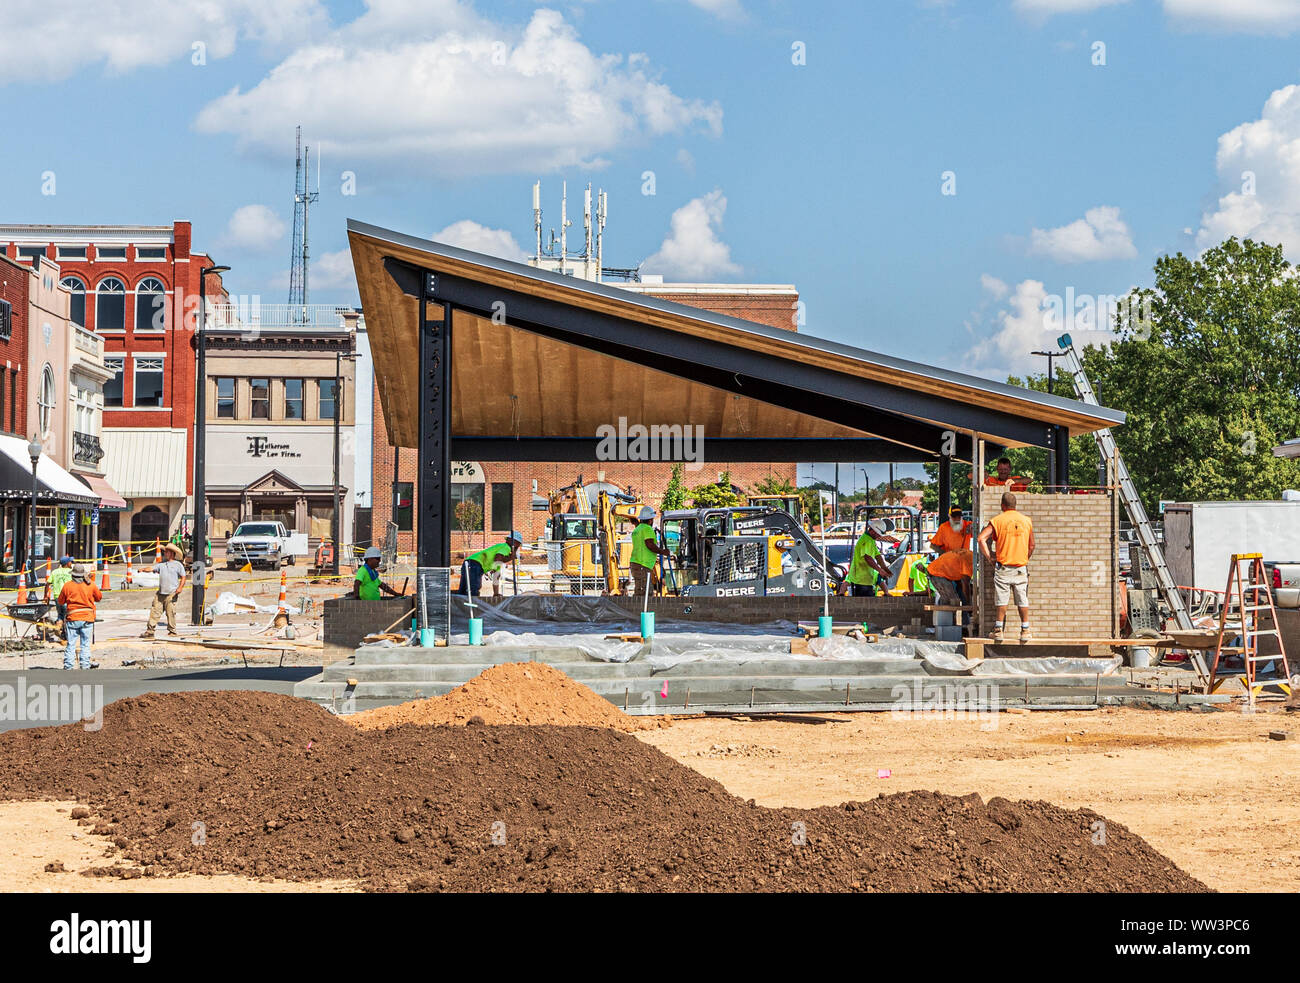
[1,691,1207,893]
[346,662,668,732]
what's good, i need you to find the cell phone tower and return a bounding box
[288,125,319,318]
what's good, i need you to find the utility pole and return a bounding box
[1030,349,1065,490]
[191,263,229,626]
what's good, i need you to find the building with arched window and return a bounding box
[0,223,223,552]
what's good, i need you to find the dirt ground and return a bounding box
[0,800,357,892]
[639,703,1300,893]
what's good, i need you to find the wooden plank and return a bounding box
[924,604,973,612]
[965,636,1175,647]
[964,639,985,661]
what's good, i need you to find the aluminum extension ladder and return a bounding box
[1055,335,1203,674]
[1208,553,1293,706]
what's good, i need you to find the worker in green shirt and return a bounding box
[908,555,932,595]
[352,547,404,601]
[463,532,523,599]
[49,555,75,631]
[846,522,893,597]
[628,506,669,597]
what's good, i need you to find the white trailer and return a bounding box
[1162,501,1300,593]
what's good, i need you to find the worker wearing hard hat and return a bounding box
[930,506,972,554]
[463,533,523,600]
[629,506,669,597]
[353,546,404,601]
[845,520,894,596]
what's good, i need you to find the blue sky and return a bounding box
[4,0,1300,490]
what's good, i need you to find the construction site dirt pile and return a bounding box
[347,662,668,732]
[0,691,1208,893]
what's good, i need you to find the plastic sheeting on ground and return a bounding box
[205,591,304,618]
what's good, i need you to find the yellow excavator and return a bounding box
[544,477,653,593]
[595,489,654,595]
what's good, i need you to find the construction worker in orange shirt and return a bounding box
[983,456,1030,491]
[930,505,972,554]
[927,546,973,606]
[977,491,1036,642]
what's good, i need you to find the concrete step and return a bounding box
[352,645,602,666]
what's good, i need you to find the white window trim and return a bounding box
[133,245,168,261]
[93,246,128,262]
[133,277,168,333]
[132,354,166,410]
[57,245,88,261]
[94,277,127,332]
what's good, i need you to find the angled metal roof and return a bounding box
[348,219,1124,458]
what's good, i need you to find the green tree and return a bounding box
[660,462,688,511]
[688,470,743,508]
[1090,237,1300,511]
[455,498,483,549]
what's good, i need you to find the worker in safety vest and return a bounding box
[845,521,894,597]
[628,506,669,597]
[983,457,1030,492]
[927,546,973,605]
[463,532,523,599]
[353,546,404,601]
[930,506,972,554]
[977,491,1035,642]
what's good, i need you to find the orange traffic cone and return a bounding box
[153,538,162,564]
[277,569,287,614]
[16,566,27,604]
[125,549,133,588]
[100,570,111,591]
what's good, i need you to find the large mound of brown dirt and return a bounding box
[347,662,667,732]
[0,691,1209,893]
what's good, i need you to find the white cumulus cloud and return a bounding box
[221,204,287,253]
[0,0,324,82]
[967,278,1117,378]
[1012,0,1129,15]
[1196,83,1300,258]
[433,220,529,261]
[643,191,742,281]
[684,0,745,18]
[1162,0,1300,34]
[194,3,722,176]
[1029,205,1138,262]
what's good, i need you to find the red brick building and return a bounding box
[0,223,226,547]
[370,283,801,556]
[0,254,32,438]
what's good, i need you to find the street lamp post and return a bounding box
[191,263,230,625]
[331,349,355,579]
[27,435,41,589]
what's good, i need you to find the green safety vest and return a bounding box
[630,523,657,569]
[469,543,512,574]
[847,531,882,586]
[909,560,930,593]
[354,563,382,600]
[49,568,74,598]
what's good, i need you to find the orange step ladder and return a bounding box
[1208,553,1294,706]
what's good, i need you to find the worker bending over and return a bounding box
[353,546,405,600]
[463,533,523,600]
[629,506,669,597]
[977,492,1035,642]
[927,547,973,605]
[845,520,894,596]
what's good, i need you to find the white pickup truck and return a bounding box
[225,521,308,570]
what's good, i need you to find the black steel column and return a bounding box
[1052,425,1070,492]
[938,452,952,516]
[418,276,453,567]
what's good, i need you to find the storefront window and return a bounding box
[490,483,513,532]
[394,481,413,531]
[452,483,484,532]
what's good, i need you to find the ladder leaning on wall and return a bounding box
[1055,335,1204,680]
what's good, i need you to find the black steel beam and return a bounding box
[1053,424,1071,492]
[450,437,942,463]
[938,454,952,515]
[417,276,453,567]
[428,274,1055,449]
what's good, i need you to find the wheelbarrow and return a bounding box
[7,601,61,641]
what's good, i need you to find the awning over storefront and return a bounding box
[75,472,128,510]
[102,428,188,499]
[0,435,98,505]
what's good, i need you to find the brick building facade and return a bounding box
[370,284,801,557]
[0,223,226,548]
[0,254,31,439]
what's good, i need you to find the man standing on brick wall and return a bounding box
[977,492,1035,642]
